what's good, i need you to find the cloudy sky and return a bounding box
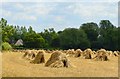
[1,0,119,32]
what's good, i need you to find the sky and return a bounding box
[0,0,119,32]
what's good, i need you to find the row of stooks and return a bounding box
[14,48,120,68]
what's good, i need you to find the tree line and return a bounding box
[0,18,119,51]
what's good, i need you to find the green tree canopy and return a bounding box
[23,32,45,48]
[80,22,99,49]
[59,28,90,49]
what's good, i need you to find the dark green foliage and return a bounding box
[0,18,119,50]
[59,28,90,49]
[41,28,59,48]
[80,22,99,49]
[98,20,119,50]
[118,27,120,50]
[23,32,45,48]
[0,27,2,50]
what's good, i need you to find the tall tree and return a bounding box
[59,28,90,49]
[0,18,7,28]
[28,26,35,34]
[99,20,114,37]
[80,22,99,49]
[118,27,120,50]
[24,33,45,48]
[41,28,58,48]
[98,20,117,50]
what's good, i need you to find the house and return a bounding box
[15,39,23,46]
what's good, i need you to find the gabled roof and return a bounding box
[15,39,23,46]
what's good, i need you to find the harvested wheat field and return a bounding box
[2,51,118,77]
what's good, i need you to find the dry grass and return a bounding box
[2,52,118,77]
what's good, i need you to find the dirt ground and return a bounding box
[1,52,118,77]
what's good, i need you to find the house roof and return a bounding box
[15,39,23,46]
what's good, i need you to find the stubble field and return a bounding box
[2,51,118,77]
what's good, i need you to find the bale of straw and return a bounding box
[113,51,119,57]
[66,49,75,57]
[74,49,82,57]
[22,50,31,58]
[83,48,92,59]
[93,49,109,61]
[45,51,71,68]
[30,50,45,64]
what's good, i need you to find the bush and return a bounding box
[2,42,12,50]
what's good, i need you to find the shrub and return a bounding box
[2,42,12,50]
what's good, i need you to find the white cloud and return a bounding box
[0,3,2,18]
[1,1,118,32]
[0,0,119,2]
[10,3,56,16]
[13,13,37,21]
[55,16,65,22]
[2,9,12,17]
[22,4,55,16]
[2,9,37,21]
[2,3,56,22]
[66,2,118,26]
[71,3,117,17]
[14,3,24,9]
